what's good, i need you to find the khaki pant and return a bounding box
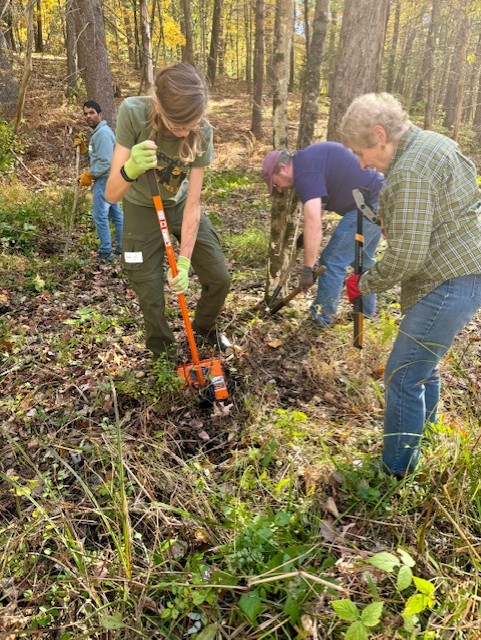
[122,199,230,358]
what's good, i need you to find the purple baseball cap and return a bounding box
[261,150,283,195]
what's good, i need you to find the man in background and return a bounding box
[76,100,123,262]
[262,143,384,327]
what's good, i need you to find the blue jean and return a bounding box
[92,176,123,255]
[311,209,381,326]
[383,275,481,476]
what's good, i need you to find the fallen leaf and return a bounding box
[319,519,340,542]
[324,496,340,519]
[300,614,318,639]
[142,596,161,614]
[267,339,284,348]
[92,560,109,579]
[194,529,209,543]
[211,402,233,418]
[303,465,322,493]
[0,339,14,352]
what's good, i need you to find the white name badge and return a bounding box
[124,251,143,263]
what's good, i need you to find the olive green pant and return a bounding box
[122,199,230,358]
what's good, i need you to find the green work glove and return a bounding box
[167,256,191,294]
[123,140,158,180]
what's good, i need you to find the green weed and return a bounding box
[332,549,437,639]
[332,599,384,639]
[151,354,183,393]
[215,506,336,630]
[0,120,23,172]
[0,184,66,255]
[203,168,254,196]
[224,223,269,267]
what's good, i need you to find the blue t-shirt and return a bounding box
[293,142,384,214]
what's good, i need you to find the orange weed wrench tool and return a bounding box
[146,169,229,400]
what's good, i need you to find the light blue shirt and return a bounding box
[88,120,116,179]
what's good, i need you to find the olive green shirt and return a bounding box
[115,96,214,208]
[360,125,481,313]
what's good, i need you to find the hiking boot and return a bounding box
[98,252,114,262]
[194,327,232,352]
[310,307,333,328]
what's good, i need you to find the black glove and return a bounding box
[300,265,315,290]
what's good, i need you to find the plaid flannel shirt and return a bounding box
[360,126,481,313]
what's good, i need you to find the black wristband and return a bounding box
[120,165,136,182]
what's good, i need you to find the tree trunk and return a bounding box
[297,0,330,148]
[394,17,416,97]
[0,0,15,50]
[327,0,389,141]
[207,0,222,86]
[288,1,295,92]
[14,0,35,133]
[218,24,226,75]
[443,11,470,137]
[451,23,471,142]
[385,0,400,93]
[303,0,309,62]
[250,0,264,140]
[65,0,78,100]
[122,0,136,65]
[423,0,440,130]
[472,55,481,144]
[180,0,194,65]
[325,9,338,93]
[139,0,154,94]
[463,31,481,124]
[73,0,116,128]
[154,0,167,63]
[268,0,297,300]
[244,0,252,89]
[272,0,294,148]
[0,10,17,116]
[413,27,431,103]
[34,0,43,52]
[266,191,302,303]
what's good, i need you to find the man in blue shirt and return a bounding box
[81,101,123,262]
[262,142,384,327]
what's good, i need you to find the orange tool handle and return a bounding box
[146,170,202,372]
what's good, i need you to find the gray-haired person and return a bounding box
[341,92,481,477]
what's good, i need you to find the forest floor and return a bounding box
[1,56,481,639]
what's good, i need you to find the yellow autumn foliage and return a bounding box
[163,16,186,48]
